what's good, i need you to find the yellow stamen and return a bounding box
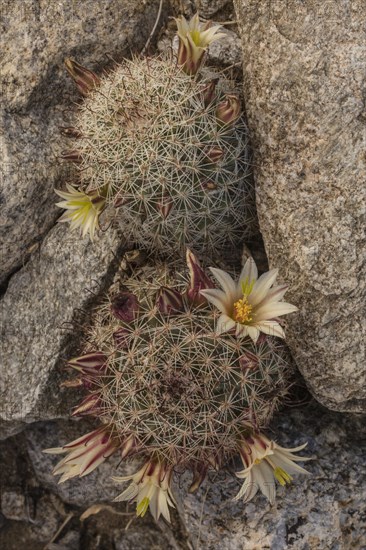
[254,458,262,465]
[136,497,150,517]
[274,467,293,486]
[233,296,253,324]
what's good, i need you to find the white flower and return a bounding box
[233,432,311,505]
[55,184,106,240]
[43,427,119,483]
[200,257,298,343]
[175,13,225,75]
[113,461,175,523]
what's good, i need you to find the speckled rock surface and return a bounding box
[0,0,164,285]
[1,400,365,548]
[234,0,366,412]
[0,224,125,439]
[183,401,366,549]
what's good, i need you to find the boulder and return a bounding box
[0,224,124,439]
[234,0,366,412]
[0,0,165,286]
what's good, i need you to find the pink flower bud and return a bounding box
[186,249,215,306]
[64,58,100,96]
[158,195,174,220]
[156,287,184,315]
[60,149,82,163]
[201,80,217,107]
[67,352,108,375]
[72,394,101,417]
[205,146,224,164]
[216,94,241,126]
[113,327,131,349]
[239,351,259,371]
[111,292,139,323]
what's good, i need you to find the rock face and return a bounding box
[0,224,125,439]
[0,0,165,286]
[234,0,366,412]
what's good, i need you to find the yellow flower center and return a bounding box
[254,458,262,465]
[274,467,293,486]
[233,296,253,324]
[136,497,150,517]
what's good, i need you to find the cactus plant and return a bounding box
[56,15,255,259]
[45,251,309,523]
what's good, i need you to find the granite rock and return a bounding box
[0,0,165,285]
[0,224,125,439]
[233,0,366,412]
[182,402,366,549]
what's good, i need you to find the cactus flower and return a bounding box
[55,184,106,240]
[200,257,298,343]
[113,461,175,523]
[43,427,119,482]
[175,14,225,75]
[234,433,310,504]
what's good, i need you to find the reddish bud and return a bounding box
[156,287,184,315]
[113,327,131,350]
[59,126,83,138]
[216,94,241,126]
[68,352,108,376]
[239,351,259,371]
[201,80,217,107]
[205,146,224,164]
[60,149,82,163]
[72,394,101,417]
[64,58,100,96]
[186,249,215,306]
[111,292,139,323]
[158,195,174,220]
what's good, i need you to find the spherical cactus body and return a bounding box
[58,53,254,257]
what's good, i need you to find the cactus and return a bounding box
[44,252,311,523]
[57,16,255,257]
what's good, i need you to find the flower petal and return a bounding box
[254,302,298,322]
[216,314,236,334]
[246,326,260,343]
[238,258,258,291]
[254,321,286,339]
[209,268,237,302]
[200,288,230,313]
[248,269,278,306]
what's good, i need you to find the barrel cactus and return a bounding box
[45,251,309,523]
[56,14,255,259]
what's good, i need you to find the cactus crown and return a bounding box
[59,52,255,256]
[74,256,292,471]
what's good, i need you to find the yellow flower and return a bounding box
[113,461,175,522]
[175,13,225,75]
[234,432,311,504]
[55,184,106,240]
[200,257,298,343]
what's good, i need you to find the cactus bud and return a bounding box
[186,249,215,305]
[156,287,184,315]
[64,58,100,96]
[201,80,217,106]
[216,94,241,126]
[60,126,83,138]
[72,394,101,416]
[205,146,224,164]
[60,149,82,163]
[158,195,174,219]
[113,327,131,350]
[68,352,108,375]
[111,292,139,323]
